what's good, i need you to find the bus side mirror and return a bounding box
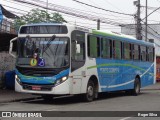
[9,37,17,58]
[76,44,80,54]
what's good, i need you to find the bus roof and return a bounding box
[19,23,154,47]
[92,30,154,47]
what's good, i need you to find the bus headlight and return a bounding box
[55,76,68,86]
[15,75,21,84]
[62,76,67,81]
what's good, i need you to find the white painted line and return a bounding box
[46,109,58,111]
[119,117,132,120]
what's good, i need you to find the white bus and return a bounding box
[10,23,155,102]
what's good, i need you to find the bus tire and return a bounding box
[84,80,95,102]
[41,95,53,101]
[131,78,141,96]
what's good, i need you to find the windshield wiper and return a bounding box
[42,35,56,54]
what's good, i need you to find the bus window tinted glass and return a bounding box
[88,36,100,58]
[20,25,68,34]
[101,38,112,58]
[133,44,140,60]
[141,46,147,61]
[148,47,154,62]
[124,43,132,60]
[113,41,121,59]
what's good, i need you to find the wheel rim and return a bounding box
[87,85,94,99]
[135,82,140,94]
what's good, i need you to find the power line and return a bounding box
[34,0,132,19]
[4,0,35,9]
[102,0,124,12]
[13,0,127,26]
[142,6,160,21]
[141,20,160,36]
[72,0,134,16]
[1,4,28,13]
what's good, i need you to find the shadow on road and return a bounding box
[22,91,148,105]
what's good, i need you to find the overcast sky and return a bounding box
[1,0,160,32]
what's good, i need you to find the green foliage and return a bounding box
[14,8,67,31]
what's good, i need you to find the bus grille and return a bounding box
[16,67,59,77]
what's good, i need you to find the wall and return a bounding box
[0,51,15,88]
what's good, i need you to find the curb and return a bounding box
[141,88,160,91]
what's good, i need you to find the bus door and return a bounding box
[71,30,86,94]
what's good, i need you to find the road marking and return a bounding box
[46,109,58,111]
[119,117,132,120]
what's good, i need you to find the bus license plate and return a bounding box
[32,86,41,91]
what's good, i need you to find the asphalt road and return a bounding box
[0,88,160,120]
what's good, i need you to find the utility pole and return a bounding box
[97,19,100,30]
[134,0,142,40]
[145,0,148,41]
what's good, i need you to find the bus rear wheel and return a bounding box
[131,78,141,96]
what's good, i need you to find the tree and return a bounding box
[14,8,67,31]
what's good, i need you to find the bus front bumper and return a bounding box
[15,78,71,95]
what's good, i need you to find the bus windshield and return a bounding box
[17,37,69,68]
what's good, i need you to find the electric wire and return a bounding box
[72,0,134,16]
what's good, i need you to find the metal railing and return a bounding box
[0,19,17,35]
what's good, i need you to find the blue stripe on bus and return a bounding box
[15,68,70,85]
[95,59,154,92]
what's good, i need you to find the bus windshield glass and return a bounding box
[17,37,69,68]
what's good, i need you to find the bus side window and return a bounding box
[148,47,154,62]
[133,44,140,60]
[124,42,132,60]
[130,44,132,60]
[101,38,112,58]
[113,40,121,59]
[146,47,149,61]
[88,35,100,58]
[140,46,147,61]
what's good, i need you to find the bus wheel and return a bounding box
[41,95,53,101]
[84,81,95,102]
[132,78,140,96]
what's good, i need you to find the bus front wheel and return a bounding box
[84,81,95,102]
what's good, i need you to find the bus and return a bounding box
[9,23,156,102]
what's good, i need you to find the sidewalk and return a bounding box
[141,82,160,90]
[0,82,159,103]
[0,89,40,103]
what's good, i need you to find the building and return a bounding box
[0,4,18,88]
